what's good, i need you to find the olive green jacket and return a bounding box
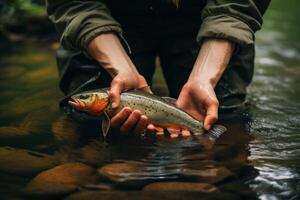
[46,0,270,51]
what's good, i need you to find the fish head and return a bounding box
[68,91,109,115]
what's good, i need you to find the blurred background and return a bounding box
[0,1,300,200]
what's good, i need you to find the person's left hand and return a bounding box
[176,80,219,131]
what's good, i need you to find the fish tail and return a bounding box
[204,125,227,141]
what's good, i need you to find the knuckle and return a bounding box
[211,99,219,106]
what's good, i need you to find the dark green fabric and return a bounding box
[46,0,122,51]
[197,0,270,45]
[48,0,270,114]
[46,0,270,51]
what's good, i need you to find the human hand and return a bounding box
[109,74,152,135]
[88,33,152,135]
[176,81,219,131]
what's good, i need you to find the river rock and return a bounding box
[0,147,56,175]
[143,182,218,192]
[182,167,235,184]
[98,161,148,188]
[24,162,99,197]
[65,191,240,200]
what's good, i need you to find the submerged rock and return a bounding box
[0,147,56,175]
[24,162,99,197]
[182,167,235,184]
[98,161,149,188]
[143,182,218,192]
[65,190,240,200]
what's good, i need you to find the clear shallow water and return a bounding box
[0,0,300,199]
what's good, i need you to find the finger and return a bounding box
[111,107,132,128]
[147,124,156,131]
[120,110,142,134]
[133,115,148,135]
[143,86,153,94]
[156,131,164,136]
[170,133,179,139]
[182,129,191,137]
[204,101,219,130]
[109,78,124,109]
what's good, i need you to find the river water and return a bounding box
[0,0,299,199]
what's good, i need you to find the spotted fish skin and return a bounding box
[69,88,227,139]
[71,88,204,135]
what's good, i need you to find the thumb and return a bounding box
[109,78,123,109]
[203,100,218,130]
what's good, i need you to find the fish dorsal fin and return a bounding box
[101,111,110,138]
[162,97,177,106]
[204,125,227,141]
[134,85,152,92]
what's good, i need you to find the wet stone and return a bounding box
[143,182,218,192]
[98,161,149,189]
[0,147,57,175]
[23,162,99,197]
[65,190,240,200]
[182,167,235,184]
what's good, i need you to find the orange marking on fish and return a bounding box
[88,99,109,114]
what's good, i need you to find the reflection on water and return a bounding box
[247,0,300,199]
[0,0,300,199]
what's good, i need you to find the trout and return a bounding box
[68,88,226,140]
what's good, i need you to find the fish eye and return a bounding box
[79,94,89,99]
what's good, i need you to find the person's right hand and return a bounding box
[88,33,152,135]
[109,73,152,135]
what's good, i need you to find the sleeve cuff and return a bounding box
[197,15,255,46]
[80,25,123,50]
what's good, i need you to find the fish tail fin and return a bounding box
[204,125,227,141]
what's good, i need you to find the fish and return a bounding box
[68,88,226,140]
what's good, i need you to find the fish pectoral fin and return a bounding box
[162,97,177,106]
[101,111,110,138]
[204,125,227,141]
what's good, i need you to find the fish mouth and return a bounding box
[68,98,85,109]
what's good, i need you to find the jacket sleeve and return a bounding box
[197,0,271,45]
[46,0,122,50]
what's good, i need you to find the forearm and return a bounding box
[188,39,235,87]
[87,33,139,78]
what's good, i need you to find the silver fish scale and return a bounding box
[106,91,203,134]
